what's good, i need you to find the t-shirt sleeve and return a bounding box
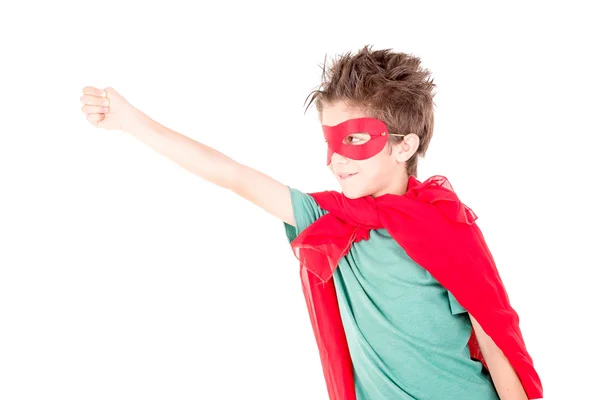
[283,187,327,243]
[448,291,468,315]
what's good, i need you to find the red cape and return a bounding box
[289,175,542,399]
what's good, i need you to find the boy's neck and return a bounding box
[371,175,410,198]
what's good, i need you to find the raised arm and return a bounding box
[80,86,296,226]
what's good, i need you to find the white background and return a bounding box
[1,1,598,399]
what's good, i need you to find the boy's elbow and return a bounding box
[216,161,243,192]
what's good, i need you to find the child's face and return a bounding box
[321,101,410,199]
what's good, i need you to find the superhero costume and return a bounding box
[287,118,543,399]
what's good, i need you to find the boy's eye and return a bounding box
[344,134,370,144]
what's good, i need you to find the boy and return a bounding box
[79,46,542,399]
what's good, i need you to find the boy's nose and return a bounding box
[330,152,350,165]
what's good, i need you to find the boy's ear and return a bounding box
[394,133,420,163]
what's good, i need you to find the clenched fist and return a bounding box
[80,86,144,132]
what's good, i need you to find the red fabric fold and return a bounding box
[290,175,543,399]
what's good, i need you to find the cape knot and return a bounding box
[342,194,385,230]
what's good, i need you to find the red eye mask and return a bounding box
[322,117,391,165]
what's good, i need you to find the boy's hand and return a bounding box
[80,86,143,132]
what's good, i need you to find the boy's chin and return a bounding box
[340,188,369,199]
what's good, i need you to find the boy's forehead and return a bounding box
[320,101,368,127]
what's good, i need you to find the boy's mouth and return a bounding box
[338,173,358,180]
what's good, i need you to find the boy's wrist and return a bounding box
[123,108,154,135]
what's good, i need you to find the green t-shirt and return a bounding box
[284,188,499,400]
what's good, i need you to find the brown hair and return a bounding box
[305,45,436,177]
